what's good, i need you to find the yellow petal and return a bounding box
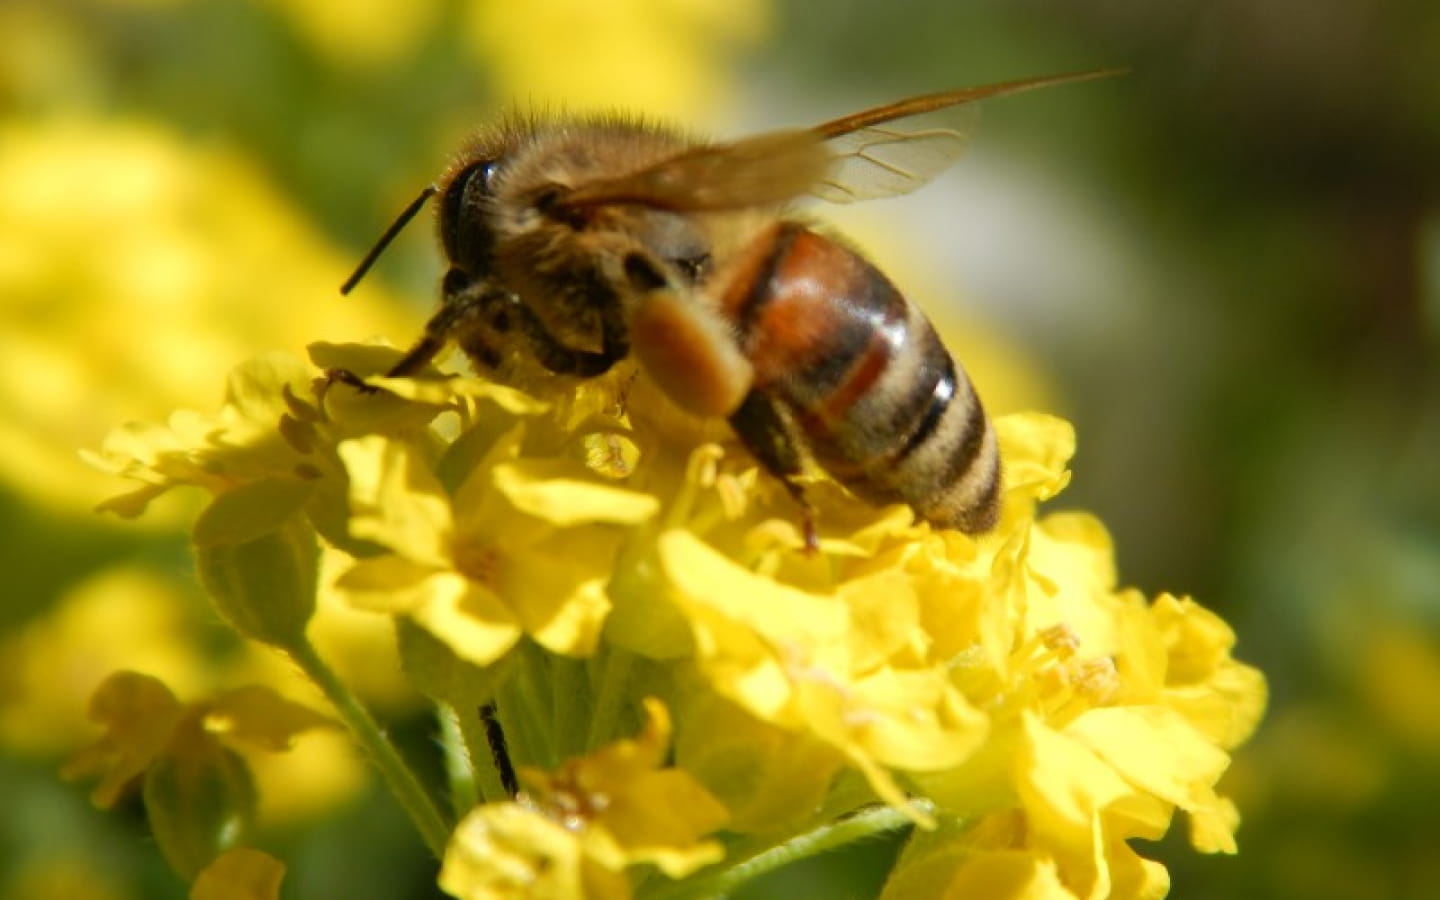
[1186,793,1241,854]
[1014,713,1131,850]
[1022,513,1120,656]
[659,529,846,720]
[87,352,320,512]
[839,568,923,671]
[996,413,1075,506]
[1111,589,1167,702]
[504,540,614,657]
[838,667,989,772]
[371,373,551,415]
[203,685,334,753]
[62,671,183,808]
[222,352,314,430]
[1151,594,1236,681]
[306,341,415,379]
[335,554,444,612]
[658,529,847,665]
[910,548,1002,666]
[673,693,843,834]
[492,459,659,527]
[594,767,727,877]
[440,803,590,900]
[1165,659,1269,751]
[1103,836,1172,900]
[411,579,525,667]
[190,847,286,900]
[1065,707,1230,812]
[535,699,727,879]
[340,434,453,568]
[940,851,1071,900]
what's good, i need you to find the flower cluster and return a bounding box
[63,671,332,880]
[83,342,1266,899]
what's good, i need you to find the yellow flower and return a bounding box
[670,691,844,835]
[0,567,211,756]
[190,847,286,900]
[62,672,331,878]
[885,419,1266,899]
[261,0,440,67]
[334,376,659,663]
[85,352,319,518]
[465,0,769,121]
[646,527,988,821]
[440,699,726,900]
[0,120,409,518]
[91,345,1266,898]
[0,560,379,832]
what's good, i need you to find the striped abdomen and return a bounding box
[722,223,1000,533]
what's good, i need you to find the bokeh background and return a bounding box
[3,1,1438,898]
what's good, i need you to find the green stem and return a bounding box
[438,702,479,812]
[642,802,928,900]
[287,639,451,856]
[584,644,636,751]
[550,653,591,760]
[503,641,557,769]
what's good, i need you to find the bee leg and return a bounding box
[729,391,819,553]
[479,700,519,798]
[322,367,374,392]
[387,276,491,377]
[514,297,629,378]
[323,286,468,395]
[386,332,450,378]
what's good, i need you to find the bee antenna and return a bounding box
[340,185,438,295]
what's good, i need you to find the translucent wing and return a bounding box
[810,103,978,203]
[559,129,830,213]
[810,70,1122,203]
[555,69,1122,214]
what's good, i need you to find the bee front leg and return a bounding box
[728,391,819,553]
[386,308,462,377]
[326,273,502,393]
[323,313,453,396]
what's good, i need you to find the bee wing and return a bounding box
[809,69,1122,203]
[808,99,980,204]
[557,69,1121,213]
[559,129,831,212]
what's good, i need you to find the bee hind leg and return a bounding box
[728,391,819,553]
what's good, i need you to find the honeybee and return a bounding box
[341,70,1118,545]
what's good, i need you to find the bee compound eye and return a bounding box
[440,159,501,271]
[444,160,497,218]
[465,159,500,197]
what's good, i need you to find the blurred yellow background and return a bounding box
[3,1,1437,898]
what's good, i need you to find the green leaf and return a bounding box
[195,513,319,648]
